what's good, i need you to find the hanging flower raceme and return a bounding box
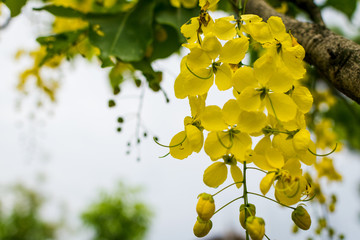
[156,2,334,238]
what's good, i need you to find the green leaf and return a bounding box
[155,6,199,40]
[36,30,85,65]
[324,98,360,150]
[325,0,357,19]
[33,5,85,18]
[2,0,27,17]
[88,0,156,62]
[150,24,180,61]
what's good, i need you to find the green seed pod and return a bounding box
[291,206,311,230]
[196,193,215,221]
[193,217,212,238]
[239,204,256,229]
[246,216,265,240]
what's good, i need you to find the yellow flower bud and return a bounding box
[196,193,215,221]
[239,204,256,229]
[193,217,213,238]
[291,206,311,230]
[246,216,265,240]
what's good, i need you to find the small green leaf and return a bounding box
[3,0,27,17]
[33,5,85,18]
[36,30,85,66]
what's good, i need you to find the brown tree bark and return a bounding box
[242,0,360,104]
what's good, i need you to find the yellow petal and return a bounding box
[292,86,313,113]
[174,72,187,99]
[265,148,284,169]
[237,87,262,112]
[201,105,228,131]
[297,140,316,165]
[232,66,257,92]
[169,131,193,159]
[219,37,249,64]
[253,53,275,86]
[203,162,228,188]
[204,131,228,160]
[213,16,237,40]
[266,67,294,92]
[222,99,241,126]
[267,16,289,42]
[292,129,311,152]
[230,165,243,188]
[189,94,207,118]
[230,132,252,161]
[181,17,200,43]
[215,63,232,91]
[202,33,222,59]
[237,111,267,134]
[272,133,296,158]
[187,46,212,69]
[266,93,297,122]
[185,125,204,153]
[244,21,273,44]
[260,172,276,195]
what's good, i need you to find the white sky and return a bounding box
[1,2,360,240]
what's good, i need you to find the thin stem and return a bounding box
[212,181,243,197]
[264,233,271,240]
[185,61,213,80]
[153,135,187,148]
[308,143,337,157]
[242,0,249,15]
[247,167,268,174]
[214,196,244,215]
[247,192,296,210]
[243,162,250,240]
[159,152,170,158]
[217,132,233,149]
[267,94,281,126]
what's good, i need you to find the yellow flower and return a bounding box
[196,193,215,221]
[202,101,252,161]
[193,217,212,238]
[315,157,342,181]
[203,155,243,188]
[233,64,298,122]
[291,205,311,230]
[246,216,265,240]
[170,0,197,8]
[169,95,206,159]
[239,204,256,229]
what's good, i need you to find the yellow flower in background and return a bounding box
[170,0,197,8]
[315,157,342,181]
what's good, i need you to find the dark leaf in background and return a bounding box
[2,0,27,17]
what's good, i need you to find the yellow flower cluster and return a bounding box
[156,0,337,238]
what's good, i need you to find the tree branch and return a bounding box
[243,0,360,104]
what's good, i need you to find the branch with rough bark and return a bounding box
[242,0,360,104]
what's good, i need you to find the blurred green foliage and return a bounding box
[0,184,58,240]
[81,182,152,240]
